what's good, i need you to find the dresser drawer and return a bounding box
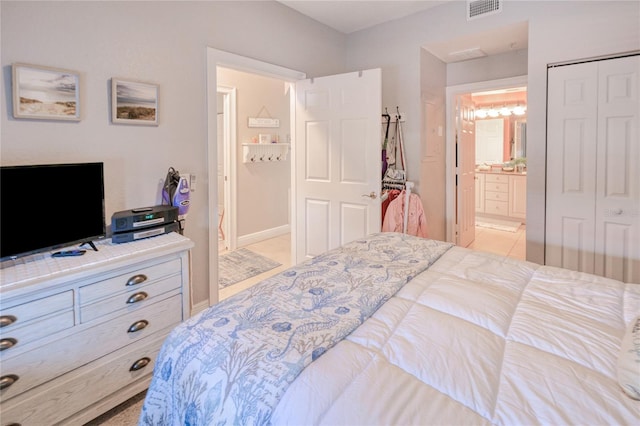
[485,182,508,193]
[0,294,181,402]
[0,290,73,331]
[0,333,165,426]
[79,258,181,303]
[485,200,509,216]
[485,190,508,202]
[80,274,182,323]
[485,174,509,184]
[0,309,74,356]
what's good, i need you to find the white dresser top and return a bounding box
[0,232,194,294]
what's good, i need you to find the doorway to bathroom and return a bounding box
[447,76,528,260]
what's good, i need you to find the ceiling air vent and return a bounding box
[467,0,502,20]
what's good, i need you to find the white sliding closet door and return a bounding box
[546,54,639,282]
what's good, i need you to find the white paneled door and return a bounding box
[456,94,476,248]
[295,69,382,263]
[546,54,639,282]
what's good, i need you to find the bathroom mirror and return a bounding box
[513,119,526,159]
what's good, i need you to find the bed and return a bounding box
[139,232,639,425]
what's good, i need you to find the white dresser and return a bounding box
[0,233,193,425]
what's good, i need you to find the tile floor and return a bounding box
[466,224,526,260]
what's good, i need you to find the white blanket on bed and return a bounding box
[273,246,640,425]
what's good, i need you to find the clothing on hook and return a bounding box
[381,191,429,238]
[381,189,402,227]
[381,112,391,178]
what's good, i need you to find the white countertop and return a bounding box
[476,169,527,175]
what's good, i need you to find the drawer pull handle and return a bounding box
[0,338,17,351]
[130,357,151,372]
[127,292,149,304]
[126,274,148,286]
[128,320,149,333]
[0,315,17,328]
[0,374,19,390]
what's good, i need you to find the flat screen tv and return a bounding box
[0,162,106,261]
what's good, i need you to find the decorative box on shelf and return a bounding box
[242,143,289,163]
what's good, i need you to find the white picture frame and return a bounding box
[12,63,81,121]
[111,79,158,126]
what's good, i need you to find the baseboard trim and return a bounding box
[191,300,210,316]
[238,224,290,247]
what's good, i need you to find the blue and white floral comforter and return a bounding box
[139,233,453,426]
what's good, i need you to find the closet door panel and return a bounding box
[560,217,592,273]
[546,54,639,282]
[594,55,640,282]
[545,62,598,271]
[598,222,633,282]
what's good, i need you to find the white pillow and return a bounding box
[617,316,640,400]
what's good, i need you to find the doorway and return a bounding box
[207,48,305,306]
[446,76,528,259]
[207,50,382,307]
[216,68,293,301]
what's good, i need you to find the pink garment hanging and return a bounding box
[381,191,429,238]
[381,189,401,227]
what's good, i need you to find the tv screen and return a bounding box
[0,162,106,261]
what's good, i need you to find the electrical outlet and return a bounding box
[190,174,196,192]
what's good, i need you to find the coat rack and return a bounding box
[381,106,405,123]
[242,143,289,163]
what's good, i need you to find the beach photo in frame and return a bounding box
[112,79,158,125]
[12,63,80,121]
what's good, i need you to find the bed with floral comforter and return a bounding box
[139,232,453,425]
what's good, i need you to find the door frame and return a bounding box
[206,48,306,306]
[445,75,528,243]
[217,85,236,252]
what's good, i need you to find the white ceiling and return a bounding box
[278,1,449,34]
[278,1,528,63]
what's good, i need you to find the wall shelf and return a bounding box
[242,143,289,163]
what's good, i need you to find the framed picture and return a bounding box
[12,63,80,121]
[111,79,158,125]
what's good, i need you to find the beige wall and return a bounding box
[0,1,346,306]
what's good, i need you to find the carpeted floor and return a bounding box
[83,390,146,425]
[218,247,281,289]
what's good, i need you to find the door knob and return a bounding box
[361,192,377,200]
